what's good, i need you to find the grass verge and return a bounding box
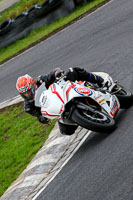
[0,0,110,64]
[0,102,56,197]
[0,0,46,24]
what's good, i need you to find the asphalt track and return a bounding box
[0,0,133,199]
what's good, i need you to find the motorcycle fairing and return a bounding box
[35,80,120,120]
[64,81,120,118]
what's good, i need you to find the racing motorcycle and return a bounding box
[35,72,133,133]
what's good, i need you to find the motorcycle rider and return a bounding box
[16,67,111,135]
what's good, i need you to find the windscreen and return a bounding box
[35,83,46,107]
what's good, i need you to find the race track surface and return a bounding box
[0,0,133,199]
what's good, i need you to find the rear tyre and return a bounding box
[114,85,133,108]
[71,108,116,133]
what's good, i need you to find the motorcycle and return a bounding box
[35,72,133,133]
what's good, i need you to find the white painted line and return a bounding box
[32,130,92,200]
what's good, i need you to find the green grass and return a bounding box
[0,0,46,24]
[0,102,56,197]
[0,0,108,64]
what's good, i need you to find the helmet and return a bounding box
[16,74,37,101]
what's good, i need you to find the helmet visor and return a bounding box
[20,88,35,101]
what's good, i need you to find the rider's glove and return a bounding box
[55,68,64,80]
[100,77,112,89]
[64,68,78,81]
[38,115,49,124]
[36,75,44,87]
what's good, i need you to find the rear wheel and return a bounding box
[71,107,116,133]
[112,85,133,108]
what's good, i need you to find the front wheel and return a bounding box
[71,108,116,133]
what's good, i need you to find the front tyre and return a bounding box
[71,108,116,133]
